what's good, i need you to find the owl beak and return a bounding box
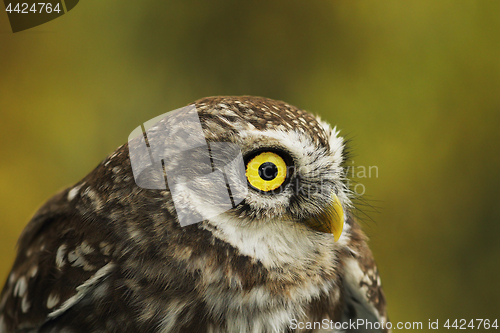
[304,193,344,241]
[330,194,345,241]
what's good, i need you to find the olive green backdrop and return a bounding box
[1,1,499,328]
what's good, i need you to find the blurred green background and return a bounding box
[1,1,499,328]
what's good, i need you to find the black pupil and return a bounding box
[258,162,278,181]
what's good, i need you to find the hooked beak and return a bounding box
[304,192,344,241]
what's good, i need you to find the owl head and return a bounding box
[128,96,352,259]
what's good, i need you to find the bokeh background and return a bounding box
[1,1,499,329]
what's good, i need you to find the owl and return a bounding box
[0,96,388,333]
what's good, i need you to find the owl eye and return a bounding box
[245,151,289,192]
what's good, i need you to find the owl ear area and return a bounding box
[304,192,344,241]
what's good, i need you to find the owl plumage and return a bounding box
[0,96,388,333]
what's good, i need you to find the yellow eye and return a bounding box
[245,152,288,192]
